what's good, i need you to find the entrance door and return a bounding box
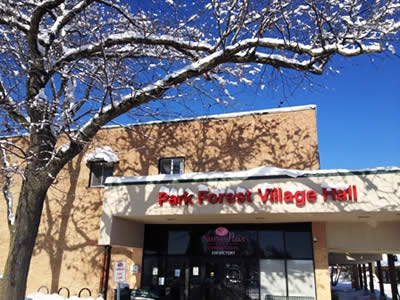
[189,257,259,300]
[142,256,260,300]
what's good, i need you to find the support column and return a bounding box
[388,254,399,300]
[99,245,112,300]
[363,264,368,292]
[358,264,364,289]
[352,265,360,290]
[376,260,385,298]
[369,262,375,293]
[312,222,331,300]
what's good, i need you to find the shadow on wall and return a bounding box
[33,153,104,294]
[114,112,320,176]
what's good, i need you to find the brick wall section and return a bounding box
[312,222,331,300]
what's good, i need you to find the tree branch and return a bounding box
[0,145,16,231]
[0,78,31,128]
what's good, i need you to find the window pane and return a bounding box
[90,164,103,187]
[287,260,315,297]
[144,226,168,255]
[172,158,184,174]
[90,163,114,187]
[259,231,285,258]
[285,232,313,259]
[160,159,172,174]
[259,259,286,299]
[103,165,113,183]
[168,231,190,255]
[159,158,184,174]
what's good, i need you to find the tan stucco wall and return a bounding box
[0,106,319,296]
[326,221,400,253]
[108,107,319,175]
[312,222,331,300]
[109,246,143,290]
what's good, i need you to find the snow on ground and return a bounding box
[332,278,398,300]
[25,293,103,300]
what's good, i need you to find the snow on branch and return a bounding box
[0,3,30,33]
[0,78,31,128]
[0,145,15,226]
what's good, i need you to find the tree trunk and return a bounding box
[0,172,52,300]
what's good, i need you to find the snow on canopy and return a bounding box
[84,146,119,164]
[320,181,350,190]
[106,166,400,185]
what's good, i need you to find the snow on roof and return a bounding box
[105,165,400,185]
[84,146,119,164]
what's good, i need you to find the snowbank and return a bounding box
[25,293,103,300]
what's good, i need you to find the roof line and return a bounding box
[0,104,316,139]
[102,104,316,129]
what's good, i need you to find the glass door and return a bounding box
[199,257,260,300]
[188,257,203,300]
[165,257,186,300]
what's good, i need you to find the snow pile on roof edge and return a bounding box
[25,292,104,300]
[106,166,306,184]
[85,146,119,164]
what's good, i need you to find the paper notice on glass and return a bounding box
[158,277,165,286]
[152,267,158,276]
[175,269,181,277]
[193,266,199,276]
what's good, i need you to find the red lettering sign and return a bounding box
[158,185,358,207]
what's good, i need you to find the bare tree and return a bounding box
[0,0,399,299]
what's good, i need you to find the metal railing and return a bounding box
[36,285,92,298]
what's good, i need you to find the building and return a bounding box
[0,104,399,300]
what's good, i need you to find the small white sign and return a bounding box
[174,269,181,277]
[158,277,165,286]
[113,261,126,283]
[131,264,140,273]
[152,267,158,275]
[193,266,199,276]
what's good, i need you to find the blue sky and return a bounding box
[237,54,400,170]
[123,1,399,170]
[136,53,399,170]
[311,56,399,170]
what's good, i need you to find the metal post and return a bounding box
[388,254,399,300]
[363,264,368,291]
[369,262,375,293]
[376,260,385,298]
[117,282,121,300]
[99,245,112,300]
